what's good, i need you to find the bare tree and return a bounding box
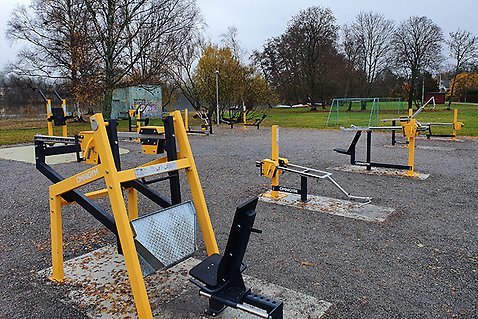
[220,26,247,61]
[446,30,478,109]
[254,6,342,106]
[392,16,443,108]
[348,12,395,102]
[6,0,100,108]
[341,24,365,101]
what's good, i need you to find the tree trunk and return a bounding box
[103,83,113,119]
[447,74,457,110]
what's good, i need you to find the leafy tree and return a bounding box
[392,16,443,108]
[446,30,478,109]
[194,45,276,125]
[448,72,478,102]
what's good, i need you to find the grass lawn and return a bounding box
[0,103,476,146]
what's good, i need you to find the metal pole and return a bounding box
[215,70,219,126]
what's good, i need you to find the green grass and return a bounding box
[0,103,476,146]
[262,103,478,137]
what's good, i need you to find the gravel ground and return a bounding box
[0,126,477,319]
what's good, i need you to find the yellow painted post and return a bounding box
[49,193,65,282]
[184,108,189,131]
[172,110,219,255]
[91,114,153,319]
[271,125,280,199]
[61,99,68,137]
[136,107,141,133]
[408,108,413,117]
[46,99,53,136]
[452,109,458,141]
[406,119,416,177]
[243,103,247,129]
[127,188,139,220]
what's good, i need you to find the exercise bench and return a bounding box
[189,197,283,318]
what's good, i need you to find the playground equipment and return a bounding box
[39,90,72,137]
[326,97,404,127]
[128,104,150,132]
[257,125,371,203]
[335,104,430,177]
[35,111,280,319]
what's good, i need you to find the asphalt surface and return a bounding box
[0,125,477,318]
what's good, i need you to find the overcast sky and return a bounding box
[1,0,477,69]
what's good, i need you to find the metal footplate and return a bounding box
[131,201,197,276]
[189,197,284,319]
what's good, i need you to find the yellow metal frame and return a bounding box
[401,118,418,177]
[47,110,218,319]
[452,109,464,141]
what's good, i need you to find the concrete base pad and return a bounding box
[38,246,331,318]
[259,191,395,222]
[330,165,430,180]
[0,145,129,164]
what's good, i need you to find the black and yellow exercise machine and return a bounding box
[35,111,282,319]
[257,125,371,203]
[334,106,429,177]
[389,108,464,145]
[39,90,72,137]
[128,104,150,132]
[182,108,209,135]
[222,105,267,129]
[189,197,283,318]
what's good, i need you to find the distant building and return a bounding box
[438,78,450,93]
[111,85,162,119]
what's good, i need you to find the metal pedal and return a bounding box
[131,201,197,276]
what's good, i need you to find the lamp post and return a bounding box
[215,70,219,125]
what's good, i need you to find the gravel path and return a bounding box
[0,126,476,318]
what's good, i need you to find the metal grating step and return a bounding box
[131,201,197,276]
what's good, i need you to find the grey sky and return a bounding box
[1,0,477,69]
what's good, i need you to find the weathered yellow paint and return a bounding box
[172,110,219,255]
[49,193,64,282]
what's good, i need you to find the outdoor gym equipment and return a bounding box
[182,108,209,135]
[35,111,280,319]
[39,90,72,137]
[128,104,150,132]
[190,197,283,318]
[257,125,371,203]
[389,108,464,144]
[335,104,429,177]
[222,105,268,129]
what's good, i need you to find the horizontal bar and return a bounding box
[199,291,268,319]
[117,131,166,140]
[279,163,332,179]
[35,134,77,144]
[355,161,411,170]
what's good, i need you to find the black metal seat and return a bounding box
[189,197,283,318]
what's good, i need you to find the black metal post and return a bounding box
[300,175,308,202]
[366,131,372,171]
[392,120,396,146]
[163,116,182,205]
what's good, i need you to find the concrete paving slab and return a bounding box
[330,165,430,180]
[0,145,129,164]
[259,191,395,223]
[38,246,331,318]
